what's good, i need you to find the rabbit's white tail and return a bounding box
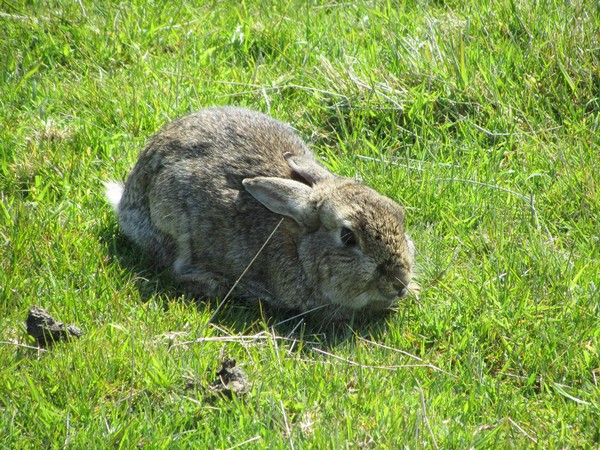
[104,181,124,211]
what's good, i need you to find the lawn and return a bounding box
[1,0,598,448]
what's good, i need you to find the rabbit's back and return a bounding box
[145,107,310,182]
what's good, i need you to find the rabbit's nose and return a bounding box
[392,282,408,298]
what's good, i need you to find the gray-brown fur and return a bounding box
[106,107,414,320]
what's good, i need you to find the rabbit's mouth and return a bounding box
[338,289,398,311]
[355,300,396,315]
[322,270,406,311]
[372,292,400,309]
[360,286,409,312]
[384,290,402,302]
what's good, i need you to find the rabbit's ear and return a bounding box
[243,177,315,225]
[284,152,334,186]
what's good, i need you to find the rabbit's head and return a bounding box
[243,152,414,315]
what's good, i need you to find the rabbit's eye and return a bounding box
[340,227,357,246]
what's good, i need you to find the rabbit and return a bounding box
[106,106,415,320]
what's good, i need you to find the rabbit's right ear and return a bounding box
[243,177,316,225]
[284,152,334,186]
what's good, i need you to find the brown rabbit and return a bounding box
[106,107,414,320]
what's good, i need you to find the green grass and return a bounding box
[1,0,599,447]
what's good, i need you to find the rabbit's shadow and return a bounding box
[101,224,393,349]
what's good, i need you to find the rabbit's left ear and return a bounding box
[284,152,334,186]
[243,177,316,225]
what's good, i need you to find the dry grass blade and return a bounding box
[312,348,449,374]
[225,435,263,450]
